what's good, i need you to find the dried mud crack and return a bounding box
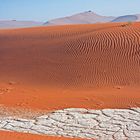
[0,108,140,140]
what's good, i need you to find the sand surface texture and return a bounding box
[0,22,140,139]
[0,23,140,110]
[0,131,80,140]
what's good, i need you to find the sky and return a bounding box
[0,0,140,22]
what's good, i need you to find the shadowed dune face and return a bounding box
[0,23,140,110]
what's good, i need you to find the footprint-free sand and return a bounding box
[0,22,140,139]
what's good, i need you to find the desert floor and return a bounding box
[0,22,140,139]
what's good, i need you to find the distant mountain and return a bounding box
[1,12,140,29]
[44,11,140,26]
[112,14,140,22]
[0,20,43,28]
[44,11,115,25]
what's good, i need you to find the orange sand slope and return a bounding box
[0,131,81,140]
[0,23,140,111]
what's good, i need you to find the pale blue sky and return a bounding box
[0,0,140,22]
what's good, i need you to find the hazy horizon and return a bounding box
[1,0,140,22]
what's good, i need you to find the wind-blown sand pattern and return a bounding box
[1,23,140,87]
[0,23,140,110]
[0,108,140,140]
[0,22,140,139]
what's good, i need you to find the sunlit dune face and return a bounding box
[0,23,140,111]
[0,23,140,87]
[0,131,81,140]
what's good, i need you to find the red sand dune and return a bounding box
[0,131,81,140]
[0,23,140,112]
